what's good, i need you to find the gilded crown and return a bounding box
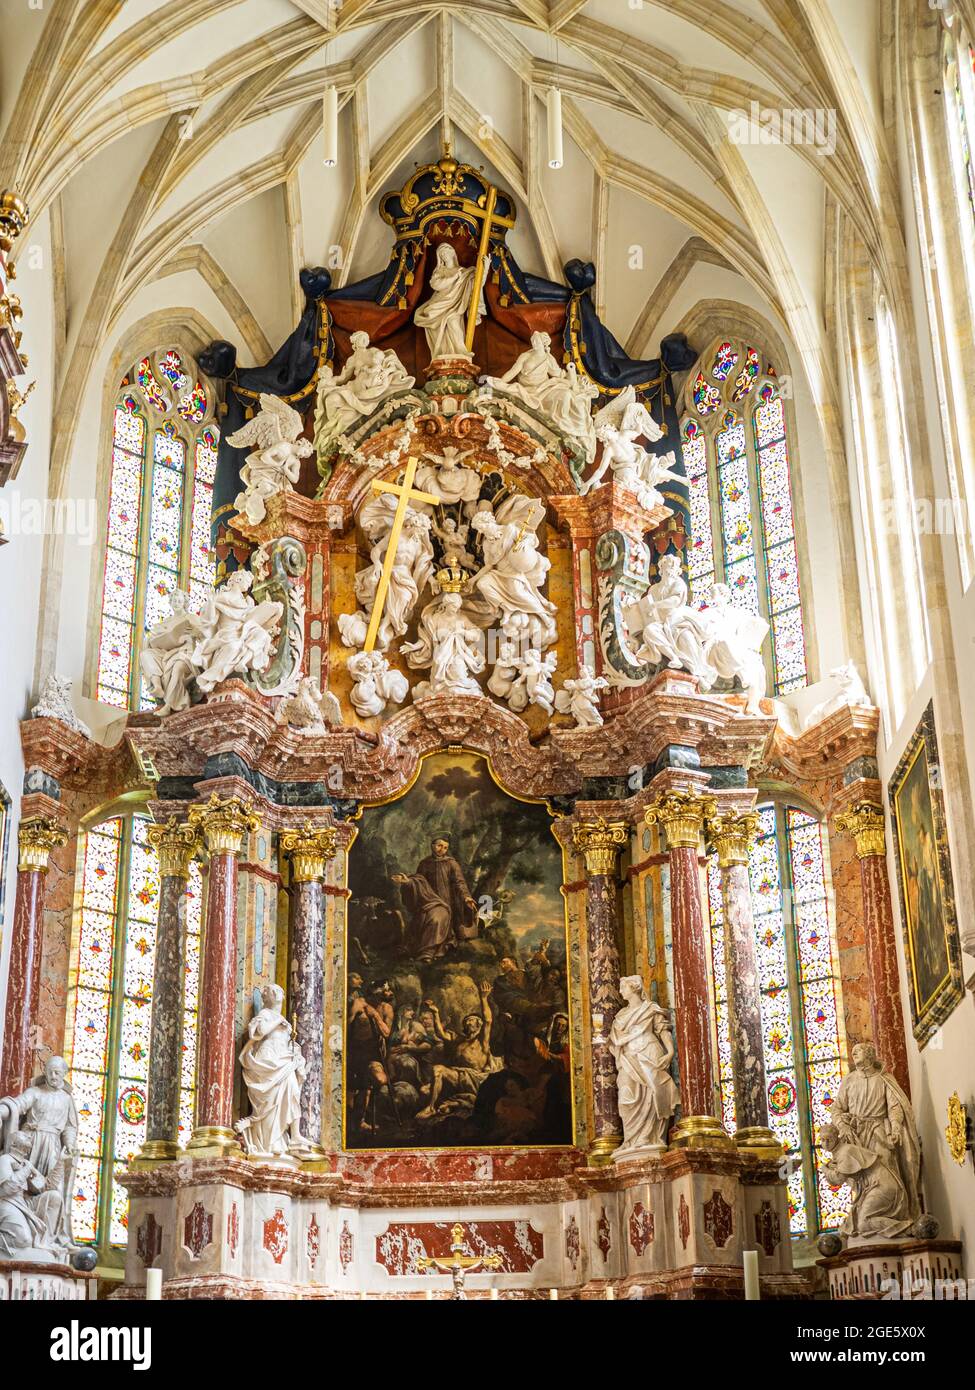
[435,561,468,594]
[379,145,516,237]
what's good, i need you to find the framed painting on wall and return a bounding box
[888,702,964,1046]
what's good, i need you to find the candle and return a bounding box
[145,1268,162,1302]
[743,1250,760,1301]
[425,1288,434,1300]
[490,1288,499,1301]
[605,1285,614,1301]
[550,1288,558,1301]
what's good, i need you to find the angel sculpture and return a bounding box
[277,676,342,734]
[414,446,483,511]
[555,663,609,728]
[228,393,314,525]
[315,331,415,446]
[402,591,486,699]
[508,648,558,715]
[584,387,680,510]
[346,650,409,719]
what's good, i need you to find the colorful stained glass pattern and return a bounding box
[716,420,761,617]
[98,351,218,710]
[731,347,761,401]
[693,371,721,415]
[705,857,736,1134]
[683,423,715,607]
[755,390,807,693]
[711,341,739,381]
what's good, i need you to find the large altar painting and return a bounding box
[344,751,572,1150]
[889,703,964,1047]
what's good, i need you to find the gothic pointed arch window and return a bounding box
[95,348,218,711]
[706,801,846,1239]
[682,338,808,694]
[63,810,203,1259]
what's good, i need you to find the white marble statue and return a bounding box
[235,984,308,1160]
[414,244,486,361]
[414,446,483,511]
[432,515,477,571]
[316,331,414,444]
[469,506,557,651]
[277,676,342,734]
[823,1043,921,1241]
[30,674,90,738]
[802,661,871,730]
[700,581,769,716]
[508,648,557,715]
[487,639,520,701]
[228,393,314,525]
[338,503,434,652]
[555,663,608,728]
[140,590,205,715]
[346,650,409,718]
[584,387,680,509]
[193,570,283,694]
[402,590,486,698]
[0,1057,79,1259]
[481,331,599,461]
[609,976,679,1156]
[0,1148,60,1261]
[624,554,714,685]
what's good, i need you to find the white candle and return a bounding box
[322,86,338,168]
[605,1284,614,1301]
[546,87,564,169]
[743,1249,760,1301]
[550,1287,558,1301]
[145,1268,162,1302]
[425,1288,434,1300]
[490,1288,499,1301]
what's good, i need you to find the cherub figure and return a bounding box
[277,676,342,734]
[508,648,558,714]
[584,387,682,509]
[228,393,313,525]
[555,663,609,728]
[346,651,409,718]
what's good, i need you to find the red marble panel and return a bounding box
[375,1220,544,1276]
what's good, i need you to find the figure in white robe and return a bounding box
[140,590,204,715]
[236,985,307,1159]
[193,570,283,693]
[0,1055,79,1253]
[609,976,679,1155]
[0,1150,58,1260]
[227,393,313,525]
[482,331,599,460]
[624,554,714,685]
[555,663,608,728]
[508,648,557,714]
[414,244,486,361]
[338,506,434,652]
[469,510,557,651]
[700,581,769,715]
[402,591,486,698]
[316,330,414,444]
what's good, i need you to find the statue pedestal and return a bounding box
[0,1257,90,1300]
[817,1237,965,1299]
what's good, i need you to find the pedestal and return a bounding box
[818,1238,964,1299]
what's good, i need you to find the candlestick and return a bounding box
[605,1284,614,1301]
[145,1267,162,1301]
[743,1249,760,1300]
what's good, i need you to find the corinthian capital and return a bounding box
[834,802,886,860]
[188,794,261,857]
[572,817,629,875]
[17,816,68,872]
[147,817,201,879]
[707,810,760,868]
[645,791,717,850]
[280,823,338,883]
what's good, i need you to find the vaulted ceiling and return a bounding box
[1,1,889,420]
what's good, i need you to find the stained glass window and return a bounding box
[682,338,808,693]
[65,814,203,1257]
[707,801,846,1237]
[944,29,975,228]
[96,348,218,711]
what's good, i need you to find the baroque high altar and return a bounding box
[0,152,943,1300]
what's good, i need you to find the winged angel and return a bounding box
[583,386,682,510]
[228,392,314,525]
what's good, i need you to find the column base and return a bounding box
[587,1134,622,1167]
[186,1125,242,1158]
[669,1115,735,1149]
[131,1139,181,1168]
[735,1126,784,1160]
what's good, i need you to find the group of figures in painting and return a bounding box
[343,753,572,1150]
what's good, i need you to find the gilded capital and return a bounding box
[834,802,886,860]
[17,817,68,873]
[280,823,338,883]
[188,794,261,857]
[707,810,760,868]
[645,792,716,850]
[572,817,629,876]
[147,817,200,879]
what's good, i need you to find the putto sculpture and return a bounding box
[228,392,314,525]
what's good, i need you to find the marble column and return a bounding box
[571,817,628,1165]
[0,817,67,1096]
[834,802,911,1096]
[280,823,337,1157]
[708,810,781,1158]
[186,795,260,1154]
[137,818,200,1162]
[645,791,731,1148]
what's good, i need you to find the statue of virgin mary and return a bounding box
[414,244,486,361]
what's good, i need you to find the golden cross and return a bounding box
[464,183,501,352]
[416,1222,504,1295]
[362,454,439,652]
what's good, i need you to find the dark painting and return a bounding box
[344,751,572,1149]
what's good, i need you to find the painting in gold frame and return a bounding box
[888,702,964,1047]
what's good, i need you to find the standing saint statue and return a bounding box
[0,1055,80,1257]
[235,984,309,1159]
[414,244,487,361]
[608,976,679,1155]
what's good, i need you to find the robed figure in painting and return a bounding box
[391,836,479,962]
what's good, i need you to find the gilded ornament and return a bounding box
[280,823,338,883]
[17,816,68,873]
[0,188,29,250]
[707,810,760,868]
[645,792,717,850]
[147,817,201,880]
[188,794,261,857]
[572,817,629,875]
[834,801,886,859]
[945,1092,970,1167]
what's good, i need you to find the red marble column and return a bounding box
[186,795,259,1154]
[138,819,200,1162]
[709,811,780,1157]
[645,792,731,1148]
[572,818,629,1164]
[0,818,67,1096]
[835,803,911,1096]
[281,825,337,1157]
